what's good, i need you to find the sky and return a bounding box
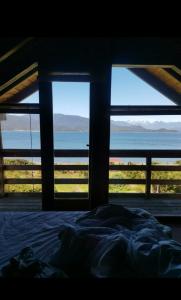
[22,67,179,123]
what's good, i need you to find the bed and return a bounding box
[1,205,181,278]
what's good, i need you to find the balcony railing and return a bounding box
[1,148,181,199]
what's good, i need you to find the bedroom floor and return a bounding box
[110,197,181,217]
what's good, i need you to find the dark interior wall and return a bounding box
[1,38,180,86]
[111,37,181,66]
[37,38,112,73]
[0,39,39,87]
[0,38,26,57]
[37,37,181,70]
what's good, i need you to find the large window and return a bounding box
[109,67,181,198]
[1,64,180,210]
[0,92,41,198]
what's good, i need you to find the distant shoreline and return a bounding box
[2,130,179,133]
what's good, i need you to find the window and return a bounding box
[109,66,181,198]
[0,92,41,198]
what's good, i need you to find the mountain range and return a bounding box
[1,114,179,132]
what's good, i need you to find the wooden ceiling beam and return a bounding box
[0,63,38,96]
[164,68,181,82]
[0,39,39,87]
[1,81,38,104]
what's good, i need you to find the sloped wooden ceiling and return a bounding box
[146,67,181,94]
[0,72,38,103]
[0,37,180,104]
[0,37,39,104]
[0,61,38,103]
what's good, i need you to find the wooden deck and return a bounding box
[110,197,181,217]
[0,196,181,217]
[0,197,42,211]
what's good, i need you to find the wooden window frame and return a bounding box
[38,65,112,210]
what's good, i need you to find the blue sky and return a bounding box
[23,68,179,122]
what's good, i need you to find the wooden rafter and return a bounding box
[0,63,38,94]
[0,63,38,104]
[0,73,38,103]
[0,39,39,87]
[145,67,181,95]
[4,82,38,104]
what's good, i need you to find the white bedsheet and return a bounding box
[0,211,84,269]
[1,206,181,278]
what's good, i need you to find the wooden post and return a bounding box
[89,63,111,209]
[39,79,54,210]
[0,121,4,197]
[146,156,152,199]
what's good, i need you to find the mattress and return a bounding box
[0,211,85,269]
[1,206,181,278]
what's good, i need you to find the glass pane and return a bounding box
[52,81,90,198]
[111,67,176,106]
[20,91,39,103]
[3,157,41,194]
[1,114,40,149]
[109,157,146,194]
[109,114,181,196]
[110,116,181,150]
[0,94,41,209]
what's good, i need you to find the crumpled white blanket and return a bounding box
[50,204,181,278]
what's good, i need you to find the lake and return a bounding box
[2,131,181,163]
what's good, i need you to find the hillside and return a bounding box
[1,114,178,132]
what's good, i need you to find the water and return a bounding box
[2,131,181,163]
